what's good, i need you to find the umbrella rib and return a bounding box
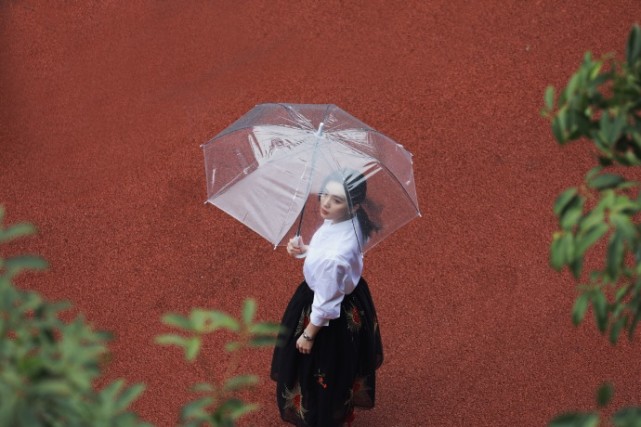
[207,159,261,200]
[279,103,314,129]
[329,128,420,216]
[375,160,421,216]
[288,123,326,239]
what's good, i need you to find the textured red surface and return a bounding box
[2,1,641,426]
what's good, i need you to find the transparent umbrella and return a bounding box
[201,103,420,253]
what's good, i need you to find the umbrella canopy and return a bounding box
[201,103,420,253]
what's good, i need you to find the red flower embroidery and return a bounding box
[315,369,328,389]
[283,382,307,420]
[345,377,369,406]
[346,303,363,333]
[351,307,361,325]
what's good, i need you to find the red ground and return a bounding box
[2,1,641,426]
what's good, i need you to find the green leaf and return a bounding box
[191,382,216,393]
[596,382,613,407]
[0,223,36,243]
[545,86,555,110]
[560,195,584,230]
[32,379,73,396]
[613,195,640,215]
[579,206,605,233]
[550,232,577,271]
[554,188,578,217]
[551,233,567,270]
[612,114,627,143]
[230,402,259,420]
[184,337,201,362]
[599,113,614,147]
[249,336,279,347]
[610,212,637,242]
[589,173,625,190]
[613,406,641,427]
[576,223,609,256]
[242,299,257,325]
[223,375,259,392]
[592,290,608,333]
[100,379,125,403]
[161,313,193,331]
[615,285,630,302]
[4,255,48,276]
[585,166,604,183]
[115,383,145,412]
[190,309,215,333]
[225,341,242,352]
[569,256,584,279]
[552,116,565,143]
[563,233,575,265]
[181,396,214,420]
[249,322,282,335]
[155,334,188,348]
[610,316,627,344]
[549,412,599,427]
[216,398,259,420]
[626,24,641,65]
[567,72,581,96]
[599,189,616,210]
[572,293,590,326]
[205,311,241,332]
[607,232,625,280]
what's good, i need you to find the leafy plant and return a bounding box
[543,24,641,426]
[0,205,280,426]
[155,301,281,427]
[549,383,641,427]
[544,24,641,343]
[0,206,149,427]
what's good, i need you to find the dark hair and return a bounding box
[320,169,379,240]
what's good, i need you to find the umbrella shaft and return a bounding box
[295,122,324,237]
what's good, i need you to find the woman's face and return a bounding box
[319,181,351,223]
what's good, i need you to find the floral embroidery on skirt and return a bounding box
[271,278,383,427]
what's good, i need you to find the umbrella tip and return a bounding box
[316,122,325,136]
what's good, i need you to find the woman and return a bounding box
[271,169,384,427]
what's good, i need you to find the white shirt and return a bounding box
[303,218,364,327]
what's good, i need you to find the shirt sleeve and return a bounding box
[309,256,349,327]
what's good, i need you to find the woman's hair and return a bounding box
[320,169,379,240]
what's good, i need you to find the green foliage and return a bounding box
[155,299,281,426]
[549,412,599,427]
[545,24,641,426]
[542,25,641,166]
[1,207,280,426]
[546,25,641,343]
[0,207,150,427]
[548,384,641,427]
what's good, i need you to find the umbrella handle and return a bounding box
[292,235,307,259]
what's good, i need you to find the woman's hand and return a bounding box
[296,334,314,354]
[286,236,308,258]
[296,324,320,354]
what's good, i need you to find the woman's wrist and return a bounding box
[301,331,314,341]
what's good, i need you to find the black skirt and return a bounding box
[270,278,383,427]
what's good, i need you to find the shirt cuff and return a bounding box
[310,311,330,327]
